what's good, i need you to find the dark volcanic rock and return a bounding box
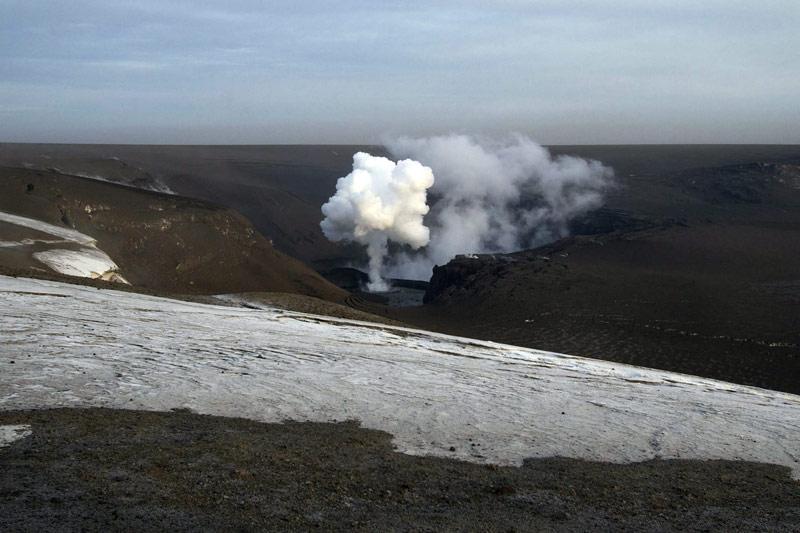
[568,207,659,236]
[424,254,512,304]
[677,161,800,205]
[323,267,429,294]
[321,267,370,291]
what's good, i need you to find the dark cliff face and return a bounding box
[424,255,515,305]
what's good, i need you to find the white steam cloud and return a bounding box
[320,152,434,291]
[384,134,614,280]
[321,135,613,289]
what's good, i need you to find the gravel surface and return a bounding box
[1,408,799,532]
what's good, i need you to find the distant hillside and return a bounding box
[0,143,381,269]
[0,166,346,301]
[3,143,800,271]
[391,158,800,394]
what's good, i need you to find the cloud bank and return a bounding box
[3,2,798,144]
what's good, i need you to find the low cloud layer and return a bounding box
[2,2,798,144]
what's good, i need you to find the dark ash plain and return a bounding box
[1,408,798,532]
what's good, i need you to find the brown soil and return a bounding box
[0,166,345,301]
[0,144,380,268]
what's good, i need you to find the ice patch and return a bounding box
[0,211,95,245]
[0,238,65,248]
[64,168,174,194]
[33,249,128,283]
[1,275,799,478]
[0,211,128,284]
[77,173,174,194]
[0,425,32,448]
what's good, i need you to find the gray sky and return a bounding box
[1,1,798,144]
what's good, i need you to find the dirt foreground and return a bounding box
[1,408,798,532]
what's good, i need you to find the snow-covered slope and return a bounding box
[1,275,798,478]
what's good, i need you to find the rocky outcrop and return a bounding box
[424,254,514,304]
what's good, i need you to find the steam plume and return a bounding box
[320,152,434,290]
[321,135,613,288]
[380,134,613,280]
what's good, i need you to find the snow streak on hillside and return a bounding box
[0,275,798,478]
[0,211,128,283]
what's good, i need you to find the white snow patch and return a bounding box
[1,275,799,478]
[33,248,126,282]
[0,211,128,283]
[71,170,174,194]
[0,425,32,448]
[0,238,65,248]
[0,211,96,245]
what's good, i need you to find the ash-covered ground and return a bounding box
[1,275,799,531]
[2,408,799,532]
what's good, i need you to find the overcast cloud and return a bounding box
[1,1,798,144]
